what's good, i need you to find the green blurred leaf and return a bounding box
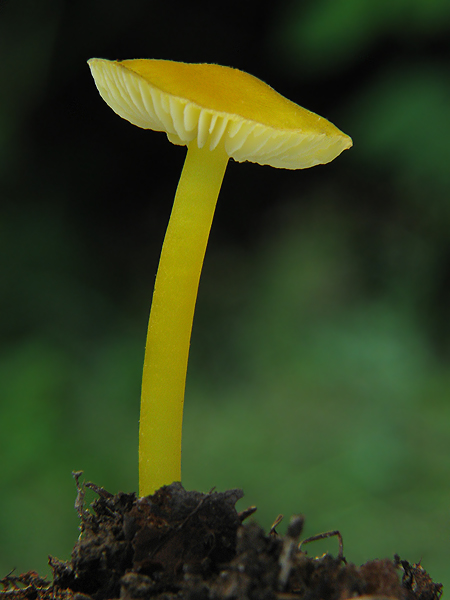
[347,66,450,212]
[277,0,450,72]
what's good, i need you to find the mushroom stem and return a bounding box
[139,140,229,496]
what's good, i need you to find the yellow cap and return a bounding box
[88,58,352,169]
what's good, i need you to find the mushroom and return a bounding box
[88,58,352,496]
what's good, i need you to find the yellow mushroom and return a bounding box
[88,58,352,496]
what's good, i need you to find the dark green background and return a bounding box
[1,0,449,590]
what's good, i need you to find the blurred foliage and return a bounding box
[1,0,449,592]
[276,0,450,72]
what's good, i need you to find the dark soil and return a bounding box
[0,473,443,600]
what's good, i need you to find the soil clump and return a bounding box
[0,474,443,600]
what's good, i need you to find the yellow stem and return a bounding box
[139,140,229,496]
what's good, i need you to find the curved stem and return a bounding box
[139,141,229,496]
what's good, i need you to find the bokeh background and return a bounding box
[1,0,450,590]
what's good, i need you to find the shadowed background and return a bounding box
[1,0,450,589]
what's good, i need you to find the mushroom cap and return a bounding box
[88,58,352,169]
